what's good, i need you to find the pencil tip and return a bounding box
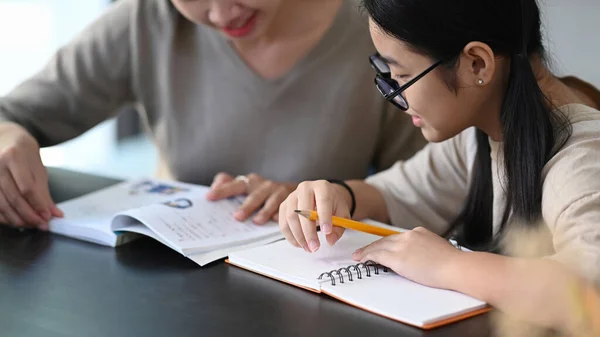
[294,210,310,219]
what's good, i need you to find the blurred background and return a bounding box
[0,0,598,180]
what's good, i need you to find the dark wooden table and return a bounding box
[0,167,492,337]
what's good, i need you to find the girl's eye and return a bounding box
[394,75,410,84]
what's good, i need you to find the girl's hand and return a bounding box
[353,226,462,289]
[278,180,352,252]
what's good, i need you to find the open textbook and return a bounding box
[49,179,283,266]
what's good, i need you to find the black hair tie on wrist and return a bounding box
[326,179,356,218]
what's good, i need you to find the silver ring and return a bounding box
[234,175,250,191]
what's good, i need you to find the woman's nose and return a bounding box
[207,1,243,27]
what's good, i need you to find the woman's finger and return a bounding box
[254,186,288,225]
[235,182,273,221]
[28,157,57,220]
[0,188,25,227]
[210,172,233,189]
[32,164,57,218]
[0,172,45,226]
[206,179,247,201]
[50,204,64,218]
[8,156,50,221]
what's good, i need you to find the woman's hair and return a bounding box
[361,0,571,250]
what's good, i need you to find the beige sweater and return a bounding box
[367,103,600,282]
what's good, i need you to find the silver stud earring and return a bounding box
[478,79,484,85]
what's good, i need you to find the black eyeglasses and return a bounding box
[369,53,446,111]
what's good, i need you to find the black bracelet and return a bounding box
[327,179,356,218]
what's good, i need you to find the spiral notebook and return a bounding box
[227,229,490,329]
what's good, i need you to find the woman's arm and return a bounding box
[0,0,135,147]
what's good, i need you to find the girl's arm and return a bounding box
[445,251,599,335]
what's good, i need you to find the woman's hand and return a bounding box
[278,180,352,253]
[206,172,296,225]
[0,122,63,229]
[353,226,461,289]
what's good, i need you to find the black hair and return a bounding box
[362,0,571,250]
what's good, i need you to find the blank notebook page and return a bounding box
[228,230,381,290]
[321,272,487,327]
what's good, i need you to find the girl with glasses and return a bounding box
[279,0,600,334]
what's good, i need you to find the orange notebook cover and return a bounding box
[227,230,491,330]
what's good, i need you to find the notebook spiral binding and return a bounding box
[318,260,389,286]
[317,239,462,286]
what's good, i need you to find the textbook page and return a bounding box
[49,179,204,246]
[111,194,282,255]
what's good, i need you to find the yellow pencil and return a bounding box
[295,210,400,237]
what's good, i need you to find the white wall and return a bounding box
[541,0,600,86]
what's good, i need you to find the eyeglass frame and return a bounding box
[369,53,448,111]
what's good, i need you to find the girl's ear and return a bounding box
[457,41,497,87]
